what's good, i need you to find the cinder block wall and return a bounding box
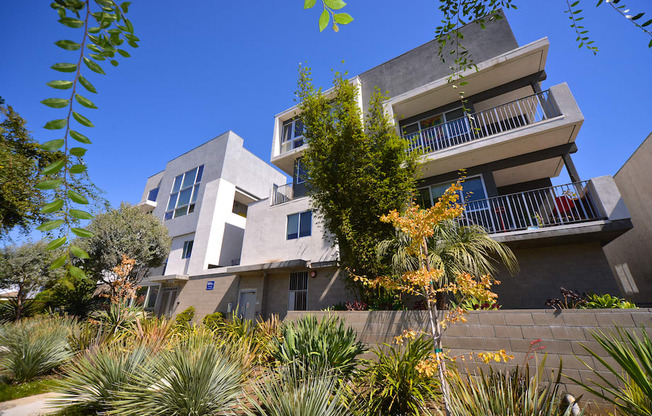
[285,309,652,403]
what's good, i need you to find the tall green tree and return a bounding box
[0,98,59,236]
[76,203,170,295]
[298,66,417,281]
[0,240,62,320]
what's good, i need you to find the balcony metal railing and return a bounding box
[405,90,561,155]
[461,181,603,234]
[271,183,294,206]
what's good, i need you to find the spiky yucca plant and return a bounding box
[447,357,582,416]
[54,346,150,414]
[271,315,365,378]
[0,315,75,382]
[110,334,243,416]
[246,366,356,416]
[363,336,439,416]
[571,327,651,416]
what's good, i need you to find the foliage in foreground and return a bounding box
[362,336,440,416]
[110,333,243,416]
[0,316,75,383]
[246,366,355,416]
[271,315,366,378]
[0,377,58,403]
[571,327,652,416]
[298,65,417,282]
[447,357,582,416]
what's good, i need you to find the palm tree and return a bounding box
[378,219,518,307]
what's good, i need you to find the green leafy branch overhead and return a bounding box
[38,0,139,276]
[304,0,353,32]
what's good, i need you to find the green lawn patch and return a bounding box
[0,377,59,402]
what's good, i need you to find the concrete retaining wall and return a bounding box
[285,309,652,403]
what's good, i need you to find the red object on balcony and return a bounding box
[552,195,575,220]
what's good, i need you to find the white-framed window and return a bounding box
[295,158,308,184]
[288,271,308,311]
[287,211,312,240]
[165,165,204,220]
[402,107,470,144]
[281,117,304,153]
[417,175,489,212]
[135,285,160,311]
[182,240,194,259]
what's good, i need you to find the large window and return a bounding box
[287,211,312,240]
[147,188,159,202]
[417,176,488,211]
[182,240,194,259]
[135,285,159,311]
[402,107,469,147]
[288,271,308,311]
[165,165,204,220]
[281,118,304,153]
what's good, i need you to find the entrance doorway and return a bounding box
[238,290,256,320]
[156,287,179,318]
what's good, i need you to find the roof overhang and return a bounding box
[227,259,338,276]
[386,38,550,120]
[148,274,189,283]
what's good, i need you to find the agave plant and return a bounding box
[54,345,150,414]
[110,334,243,415]
[571,327,651,416]
[447,356,582,416]
[91,301,141,336]
[0,315,76,383]
[245,366,357,416]
[270,315,366,379]
[362,336,439,416]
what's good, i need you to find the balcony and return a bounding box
[462,181,603,235]
[271,183,294,206]
[405,90,560,156]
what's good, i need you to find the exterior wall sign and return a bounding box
[206,281,215,291]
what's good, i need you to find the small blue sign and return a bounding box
[206,281,215,291]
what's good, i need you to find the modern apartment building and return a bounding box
[137,12,633,320]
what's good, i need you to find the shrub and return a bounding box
[582,293,637,309]
[202,311,224,330]
[571,327,651,416]
[174,306,195,327]
[110,334,243,415]
[270,315,365,379]
[447,357,582,416]
[0,316,75,383]
[245,366,355,416]
[54,346,150,414]
[362,336,439,416]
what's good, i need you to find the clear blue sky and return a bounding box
[2,1,651,214]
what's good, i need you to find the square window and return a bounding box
[287,213,299,240]
[147,188,159,202]
[174,206,187,218]
[165,165,204,220]
[182,167,197,189]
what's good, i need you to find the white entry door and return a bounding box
[238,290,256,320]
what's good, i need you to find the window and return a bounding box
[402,107,470,147]
[135,285,159,311]
[147,188,159,202]
[182,240,194,259]
[287,211,312,240]
[165,165,203,220]
[288,271,308,311]
[417,176,488,211]
[295,158,308,184]
[281,117,304,153]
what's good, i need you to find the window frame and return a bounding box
[295,158,308,185]
[286,210,312,240]
[165,165,204,220]
[182,240,194,259]
[288,271,308,311]
[417,174,489,212]
[281,117,305,153]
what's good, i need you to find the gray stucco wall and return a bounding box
[358,10,518,108]
[604,133,652,306]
